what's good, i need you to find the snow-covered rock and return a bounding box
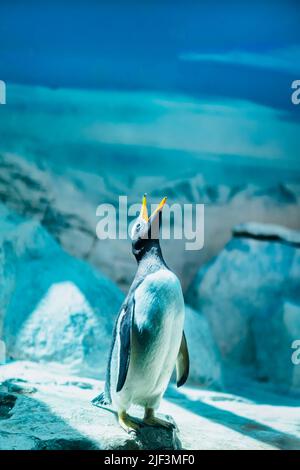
[184,306,222,388]
[0,204,124,378]
[1,361,300,450]
[1,152,300,293]
[187,223,300,393]
[0,203,221,387]
[0,361,181,450]
[233,222,300,246]
[152,174,233,205]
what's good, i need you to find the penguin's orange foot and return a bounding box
[118,410,141,434]
[143,408,175,429]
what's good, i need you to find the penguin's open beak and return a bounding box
[139,194,167,223]
[148,196,167,222]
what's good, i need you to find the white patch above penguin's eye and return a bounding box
[131,222,139,240]
[131,220,147,240]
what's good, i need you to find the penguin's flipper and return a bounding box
[116,299,135,392]
[176,331,189,387]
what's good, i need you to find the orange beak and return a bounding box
[139,195,167,222]
[149,196,167,221]
[139,194,149,221]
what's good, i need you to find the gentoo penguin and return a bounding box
[92,195,189,432]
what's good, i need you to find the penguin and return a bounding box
[92,195,189,433]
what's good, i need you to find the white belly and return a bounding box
[111,268,185,410]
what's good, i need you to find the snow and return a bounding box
[0,361,300,450]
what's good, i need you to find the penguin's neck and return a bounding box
[134,241,166,271]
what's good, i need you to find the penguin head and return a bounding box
[130,194,167,259]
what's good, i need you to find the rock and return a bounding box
[233,222,300,246]
[0,340,5,364]
[253,301,300,391]
[187,223,300,393]
[0,362,181,450]
[0,203,221,386]
[1,378,37,395]
[1,152,300,293]
[184,306,222,388]
[1,360,300,450]
[152,174,232,205]
[0,204,124,378]
[0,152,103,259]
[0,392,17,419]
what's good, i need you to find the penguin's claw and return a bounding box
[143,416,175,429]
[143,409,175,429]
[118,411,141,434]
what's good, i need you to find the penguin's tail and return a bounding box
[91,391,111,407]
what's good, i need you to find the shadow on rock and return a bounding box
[0,390,100,450]
[166,387,300,450]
